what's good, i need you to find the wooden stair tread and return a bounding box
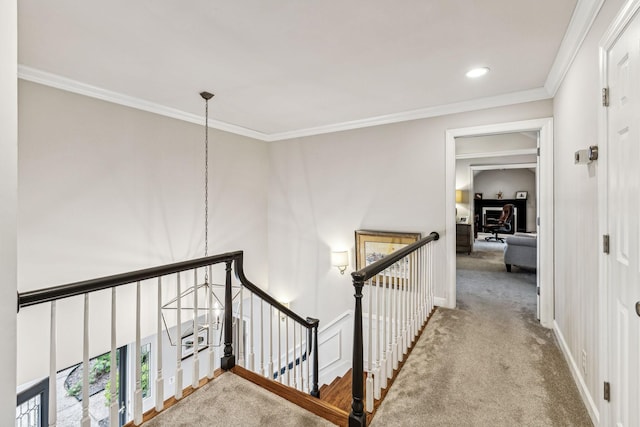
[232,365,349,427]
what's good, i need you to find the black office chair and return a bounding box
[484,204,515,243]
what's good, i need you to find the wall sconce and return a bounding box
[279,301,290,322]
[575,146,598,164]
[456,190,462,203]
[331,251,349,275]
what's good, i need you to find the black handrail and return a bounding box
[349,231,439,427]
[17,250,320,399]
[17,251,241,310]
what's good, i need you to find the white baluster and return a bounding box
[175,273,183,400]
[429,244,434,314]
[81,294,90,427]
[49,301,57,427]
[392,273,398,371]
[393,264,402,362]
[110,288,119,427]
[292,318,297,389]
[134,282,142,425]
[366,279,374,412]
[268,305,274,379]
[248,290,254,371]
[207,266,215,380]
[81,294,91,427]
[278,309,282,383]
[403,256,409,353]
[156,278,164,412]
[384,270,392,382]
[285,317,290,386]
[374,274,382,400]
[416,247,421,325]
[260,300,265,377]
[305,324,310,393]
[238,287,244,366]
[192,270,200,389]
[420,247,428,327]
[299,324,304,391]
[411,252,424,341]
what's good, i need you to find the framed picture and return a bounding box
[181,327,208,360]
[354,230,421,279]
[515,191,528,199]
[474,192,483,199]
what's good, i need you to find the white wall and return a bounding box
[16,81,270,385]
[1,0,18,422]
[553,0,626,422]
[267,99,553,324]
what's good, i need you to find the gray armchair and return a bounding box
[504,235,537,272]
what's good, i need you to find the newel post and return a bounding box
[221,260,235,370]
[349,273,366,427]
[307,317,320,398]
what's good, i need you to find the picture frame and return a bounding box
[354,230,421,278]
[474,192,483,199]
[181,327,208,360]
[515,191,528,199]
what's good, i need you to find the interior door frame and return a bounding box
[445,118,554,328]
[598,1,640,424]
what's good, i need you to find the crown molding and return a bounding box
[19,65,552,142]
[545,0,605,96]
[17,65,270,141]
[267,87,551,141]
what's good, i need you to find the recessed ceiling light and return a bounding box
[466,67,490,78]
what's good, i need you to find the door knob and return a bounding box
[636,301,640,317]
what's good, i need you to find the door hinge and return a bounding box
[602,87,610,107]
[537,147,540,156]
[537,286,540,296]
[603,234,610,254]
[604,381,611,402]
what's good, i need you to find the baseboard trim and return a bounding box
[434,297,448,307]
[552,321,599,426]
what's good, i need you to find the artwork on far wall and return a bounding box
[181,327,208,360]
[354,230,421,279]
[515,191,528,199]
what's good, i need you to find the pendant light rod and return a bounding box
[200,91,214,283]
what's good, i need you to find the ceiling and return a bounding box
[18,0,587,141]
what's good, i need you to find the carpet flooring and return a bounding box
[143,372,335,427]
[370,238,592,427]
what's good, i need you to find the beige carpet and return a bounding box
[371,240,592,427]
[143,372,335,427]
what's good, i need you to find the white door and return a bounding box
[536,136,540,321]
[606,10,640,426]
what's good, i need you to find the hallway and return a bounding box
[370,241,591,426]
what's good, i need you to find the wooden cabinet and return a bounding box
[456,223,472,254]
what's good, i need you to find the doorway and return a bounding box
[445,118,554,327]
[456,131,539,318]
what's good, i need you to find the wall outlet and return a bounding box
[169,376,175,385]
[581,350,587,376]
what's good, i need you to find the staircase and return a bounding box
[318,305,435,426]
[16,231,440,427]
